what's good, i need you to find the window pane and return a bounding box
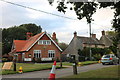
[46,40,51,45]
[48,50,55,58]
[47,41,49,44]
[38,40,51,45]
[53,53,54,57]
[43,41,46,44]
[38,40,42,44]
[34,50,41,58]
[37,54,38,58]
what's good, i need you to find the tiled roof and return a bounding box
[14,32,44,52]
[14,40,27,52]
[13,32,62,52]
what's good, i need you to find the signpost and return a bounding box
[13,61,16,71]
[13,55,17,71]
[67,54,78,75]
[70,55,77,75]
[73,62,77,75]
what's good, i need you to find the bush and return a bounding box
[78,56,85,61]
[2,58,8,62]
[78,48,111,61]
[8,56,13,61]
[35,58,41,63]
[93,54,101,61]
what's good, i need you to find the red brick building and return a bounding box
[9,31,62,62]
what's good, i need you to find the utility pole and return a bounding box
[89,22,92,61]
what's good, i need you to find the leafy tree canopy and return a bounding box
[58,42,68,51]
[2,23,42,55]
[48,0,120,43]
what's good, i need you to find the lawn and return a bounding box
[1,62,54,75]
[61,65,119,80]
[62,61,98,66]
[1,61,98,75]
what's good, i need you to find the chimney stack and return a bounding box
[91,34,96,38]
[52,32,58,44]
[74,31,77,37]
[52,32,56,40]
[102,30,105,35]
[26,32,32,40]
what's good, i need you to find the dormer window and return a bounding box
[38,40,51,45]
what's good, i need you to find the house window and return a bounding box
[38,40,42,44]
[34,50,41,58]
[48,50,55,58]
[38,40,51,45]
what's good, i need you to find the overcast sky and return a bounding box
[0,0,115,44]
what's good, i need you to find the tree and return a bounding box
[78,47,110,61]
[0,28,2,42]
[58,42,68,51]
[48,1,120,44]
[106,31,116,36]
[19,23,42,35]
[105,31,119,55]
[2,23,42,55]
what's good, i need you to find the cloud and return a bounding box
[92,7,114,22]
[25,1,59,20]
[1,0,115,44]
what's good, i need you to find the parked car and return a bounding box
[101,54,119,65]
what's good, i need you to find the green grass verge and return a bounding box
[62,61,98,66]
[63,65,119,79]
[1,61,98,75]
[1,63,56,75]
[79,61,98,65]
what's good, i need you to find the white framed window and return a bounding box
[48,50,55,58]
[34,50,41,58]
[38,40,42,44]
[38,40,51,45]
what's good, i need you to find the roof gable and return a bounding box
[63,37,83,54]
[26,32,62,52]
[13,32,62,52]
[25,32,45,51]
[46,33,62,51]
[99,35,113,47]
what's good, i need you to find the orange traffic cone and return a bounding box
[49,61,56,80]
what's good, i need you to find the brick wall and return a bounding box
[23,34,61,61]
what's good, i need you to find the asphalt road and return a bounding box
[2,63,116,78]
